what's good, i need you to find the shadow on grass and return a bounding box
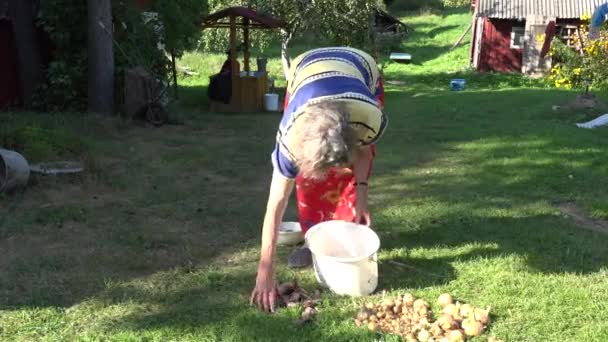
[95,267,376,341]
[370,88,608,282]
[2,84,608,342]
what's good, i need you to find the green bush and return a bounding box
[388,0,443,12]
[443,0,471,8]
[33,0,205,112]
[548,22,608,90]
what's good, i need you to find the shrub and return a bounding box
[388,0,443,12]
[443,0,471,8]
[548,18,608,90]
[33,0,205,112]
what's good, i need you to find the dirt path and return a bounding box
[557,203,608,234]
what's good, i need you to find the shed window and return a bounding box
[556,25,579,47]
[511,27,525,49]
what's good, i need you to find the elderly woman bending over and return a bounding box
[251,47,387,312]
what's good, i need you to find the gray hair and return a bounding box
[292,101,357,179]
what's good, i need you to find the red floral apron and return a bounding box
[286,80,384,235]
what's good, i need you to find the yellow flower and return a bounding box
[573,68,582,75]
[581,13,591,21]
[536,33,546,43]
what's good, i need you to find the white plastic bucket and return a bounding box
[264,93,279,112]
[305,220,380,297]
[0,148,30,193]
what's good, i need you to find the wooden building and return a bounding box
[470,0,606,74]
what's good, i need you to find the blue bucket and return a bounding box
[450,79,466,91]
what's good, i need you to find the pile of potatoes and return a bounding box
[354,293,500,342]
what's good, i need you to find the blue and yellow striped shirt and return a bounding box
[271,47,387,179]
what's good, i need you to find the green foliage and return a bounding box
[442,0,471,8]
[151,0,208,57]
[200,0,380,53]
[33,0,206,112]
[548,23,608,90]
[34,0,88,111]
[388,0,444,12]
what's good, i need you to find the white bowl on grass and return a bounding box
[277,221,304,245]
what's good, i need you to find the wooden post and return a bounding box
[171,50,178,99]
[451,22,472,50]
[243,18,250,72]
[9,0,43,106]
[229,14,237,75]
[87,0,115,115]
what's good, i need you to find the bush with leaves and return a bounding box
[34,0,88,111]
[443,0,471,8]
[201,0,387,78]
[34,0,206,112]
[548,17,608,90]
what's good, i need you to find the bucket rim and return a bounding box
[0,151,6,192]
[305,220,380,263]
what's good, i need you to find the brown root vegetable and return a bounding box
[278,282,297,296]
[365,302,375,310]
[437,314,457,331]
[430,323,444,337]
[443,303,458,317]
[405,333,417,342]
[294,306,317,327]
[447,329,466,342]
[280,294,291,306]
[368,322,378,331]
[452,313,463,323]
[354,319,362,327]
[474,308,491,325]
[459,304,474,318]
[419,316,431,326]
[403,293,416,306]
[438,293,454,307]
[414,299,430,311]
[412,313,420,323]
[356,310,370,321]
[289,291,302,303]
[462,319,484,337]
[417,328,431,342]
[417,305,430,317]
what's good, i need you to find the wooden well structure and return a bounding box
[202,7,286,112]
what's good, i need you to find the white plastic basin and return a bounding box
[305,220,380,297]
[277,221,304,245]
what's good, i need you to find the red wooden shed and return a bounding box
[470,0,606,74]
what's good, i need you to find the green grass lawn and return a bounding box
[2,7,608,342]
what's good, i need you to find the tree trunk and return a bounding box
[280,29,293,80]
[88,0,114,115]
[9,0,43,106]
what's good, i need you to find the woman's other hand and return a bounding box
[251,262,278,312]
[354,184,371,226]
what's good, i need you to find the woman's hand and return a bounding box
[250,263,278,312]
[251,171,294,313]
[352,146,374,227]
[354,184,371,226]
